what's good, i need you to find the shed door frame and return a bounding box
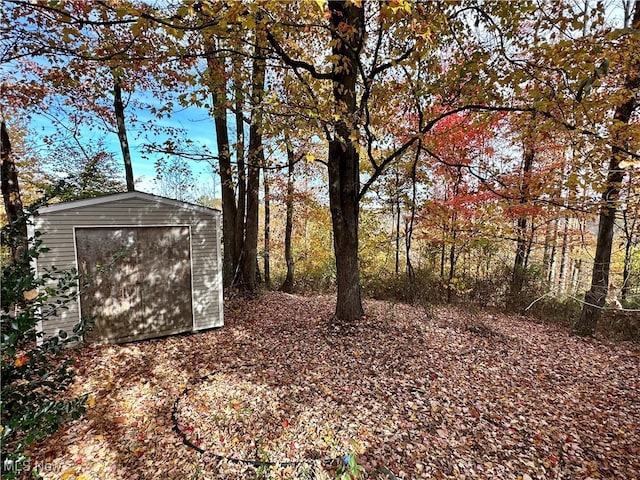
[73,224,196,342]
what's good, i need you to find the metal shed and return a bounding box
[30,191,223,344]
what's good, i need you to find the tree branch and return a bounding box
[265,31,333,80]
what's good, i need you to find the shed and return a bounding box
[30,191,223,344]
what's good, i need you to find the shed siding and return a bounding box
[34,195,222,341]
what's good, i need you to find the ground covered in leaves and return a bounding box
[24,292,640,479]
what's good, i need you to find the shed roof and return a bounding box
[37,191,220,216]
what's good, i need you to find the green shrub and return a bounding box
[362,268,447,306]
[286,257,337,294]
[525,296,582,326]
[1,216,89,479]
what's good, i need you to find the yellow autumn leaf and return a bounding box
[23,289,38,301]
[87,395,96,408]
[60,468,76,480]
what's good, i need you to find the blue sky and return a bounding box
[26,85,222,199]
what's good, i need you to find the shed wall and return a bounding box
[33,196,223,340]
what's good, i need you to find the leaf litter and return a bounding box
[23,292,640,479]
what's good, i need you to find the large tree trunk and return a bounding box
[241,23,266,292]
[328,1,365,323]
[113,73,135,192]
[208,50,238,288]
[280,140,296,293]
[575,1,639,336]
[575,162,626,335]
[1,121,27,263]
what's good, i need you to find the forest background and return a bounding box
[2,0,639,339]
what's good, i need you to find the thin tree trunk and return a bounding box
[280,141,296,293]
[575,0,639,335]
[447,168,462,304]
[621,175,637,302]
[621,208,634,303]
[571,259,582,294]
[440,232,446,278]
[394,168,401,275]
[233,53,246,278]
[447,229,457,304]
[113,73,134,192]
[241,23,267,292]
[525,222,535,268]
[405,149,418,282]
[547,218,559,285]
[558,215,570,293]
[509,125,535,303]
[208,49,237,288]
[263,168,271,289]
[327,0,365,323]
[1,120,27,263]
[303,165,309,257]
[543,220,554,282]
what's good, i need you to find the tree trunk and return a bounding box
[571,259,582,295]
[547,218,559,285]
[263,168,271,289]
[447,229,457,304]
[233,53,246,281]
[280,141,296,293]
[113,73,135,192]
[1,120,27,263]
[558,215,570,293]
[621,207,635,303]
[329,139,363,321]
[621,174,637,303]
[543,220,554,283]
[509,125,535,303]
[241,23,267,292]
[575,1,639,336]
[525,222,534,268]
[446,167,464,303]
[405,152,418,282]
[394,169,401,275]
[510,215,529,301]
[327,0,365,323]
[208,50,237,288]
[440,232,446,279]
